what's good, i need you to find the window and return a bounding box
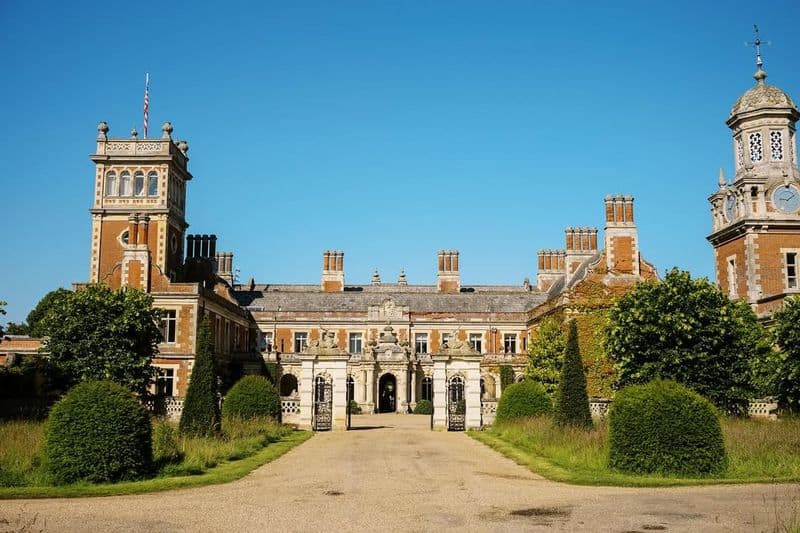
[469,333,482,353]
[770,131,784,161]
[260,332,273,352]
[349,332,362,354]
[119,171,132,195]
[449,376,464,403]
[160,310,177,343]
[105,171,117,196]
[155,368,174,397]
[134,171,145,196]
[294,332,308,353]
[119,230,129,246]
[415,333,428,354]
[749,132,763,163]
[787,252,798,290]
[441,333,450,348]
[727,257,737,298]
[503,334,517,354]
[280,374,298,396]
[421,377,433,401]
[147,171,159,196]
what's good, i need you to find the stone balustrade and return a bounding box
[145,396,185,421]
[281,397,301,425]
[481,400,498,427]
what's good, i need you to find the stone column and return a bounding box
[431,356,447,430]
[330,360,348,431]
[409,367,417,408]
[465,362,482,430]
[365,367,375,414]
[297,356,315,430]
[397,369,408,413]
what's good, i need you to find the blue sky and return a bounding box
[1,1,799,325]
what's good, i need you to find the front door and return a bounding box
[378,373,396,413]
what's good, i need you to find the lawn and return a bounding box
[0,418,311,498]
[470,416,800,487]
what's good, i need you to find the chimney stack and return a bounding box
[216,251,234,284]
[564,226,598,276]
[536,249,566,291]
[437,249,461,293]
[604,195,639,275]
[321,250,345,292]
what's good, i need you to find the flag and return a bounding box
[143,73,150,138]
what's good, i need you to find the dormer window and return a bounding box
[147,171,158,196]
[770,131,784,161]
[749,132,763,163]
[105,171,117,196]
[119,171,132,196]
[134,171,145,196]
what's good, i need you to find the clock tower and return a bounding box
[707,45,800,318]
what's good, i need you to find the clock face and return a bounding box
[773,185,800,213]
[725,193,737,222]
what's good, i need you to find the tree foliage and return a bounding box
[27,288,71,338]
[222,375,280,421]
[554,320,592,428]
[526,317,565,395]
[179,317,220,437]
[495,380,552,422]
[768,296,800,411]
[0,300,5,336]
[605,268,770,415]
[40,285,162,394]
[499,365,515,391]
[5,322,30,335]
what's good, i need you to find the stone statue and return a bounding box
[441,329,479,356]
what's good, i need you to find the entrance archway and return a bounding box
[378,373,397,413]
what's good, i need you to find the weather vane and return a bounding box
[746,24,770,70]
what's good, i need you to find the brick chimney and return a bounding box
[321,250,344,292]
[604,195,639,275]
[564,226,598,276]
[437,250,460,293]
[536,249,566,291]
[216,251,234,284]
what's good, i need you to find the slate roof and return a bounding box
[233,284,548,314]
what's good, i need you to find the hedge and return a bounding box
[495,381,552,423]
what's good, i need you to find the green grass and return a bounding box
[470,416,800,487]
[0,418,312,498]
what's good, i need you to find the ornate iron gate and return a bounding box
[313,378,333,431]
[447,377,466,431]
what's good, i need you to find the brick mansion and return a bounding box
[2,60,799,430]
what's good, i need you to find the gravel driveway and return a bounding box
[2,414,798,532]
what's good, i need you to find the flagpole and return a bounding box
[143,73,150,139]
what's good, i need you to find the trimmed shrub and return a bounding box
[499,365,515,391]
[413,399,433,415]
[45,380,152,484]
[180,317,220,437]
[495,381,552,423]
[608,380,727,476]
[554,320,592,428]
[222,375,280,422]
[152,420,182,464]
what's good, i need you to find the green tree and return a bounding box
[179,317,220,437]
[769,296,800,411]
[26,288,71,338]
[526,317,565,395]
[554,320,592,428]
[605,268,770,415]
[0,300,6,336]
[5,322,30,335]
[40,284,162,394]
[499,365,515,390]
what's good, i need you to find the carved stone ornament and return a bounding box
[440,329,479,356]
[302,328,343,356]
[730,83,797,117]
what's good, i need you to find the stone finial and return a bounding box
[371,270,381,285]
[130,127,138,139]
[718,167,726,189]
[398,269,407,286]
[177,140,189,154]
[161,121,173,139]
[97,121,109,140]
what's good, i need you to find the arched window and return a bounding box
[514,374,525,383]
[279,374,298,397]
[134,171,145,196]
[421,377,433,401]
[105,171,117,196]
[119,171,132,196]
[147,171,158,196]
